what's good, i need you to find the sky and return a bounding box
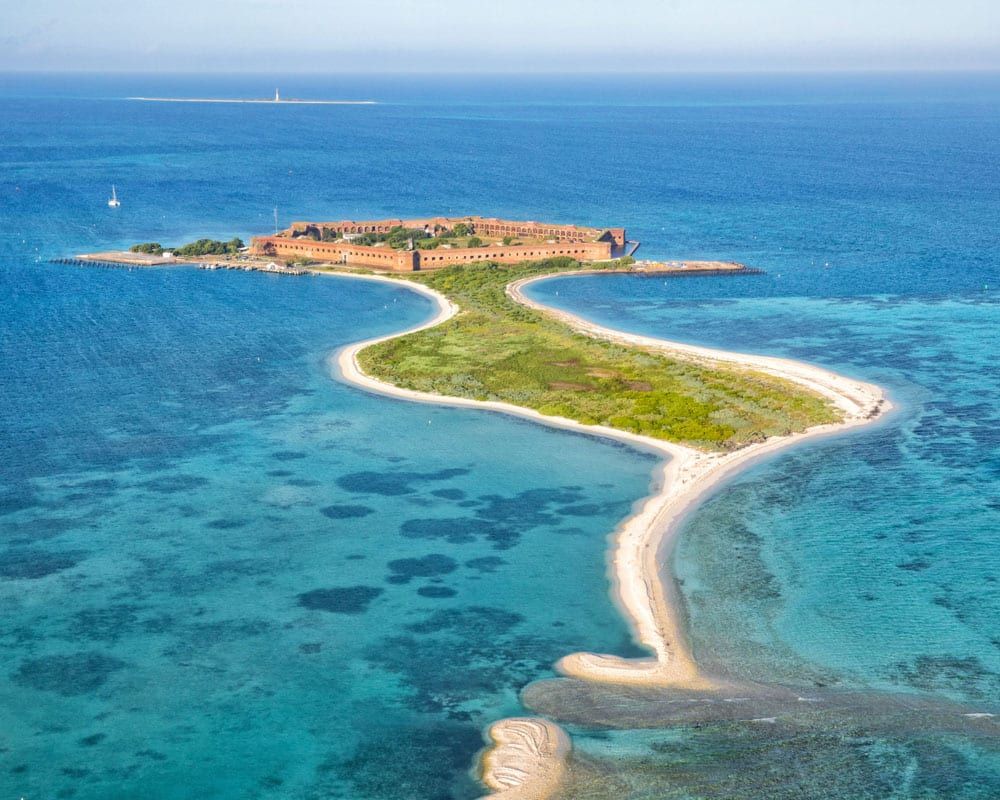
[2,0,999,73]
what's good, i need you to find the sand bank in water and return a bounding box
[477,718,570,800]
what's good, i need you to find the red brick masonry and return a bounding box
[251,216,626,271]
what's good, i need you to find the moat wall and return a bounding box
[251,237,613,271]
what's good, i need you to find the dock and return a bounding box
[198,261,307,276]
[73,251,178,266]
[631,260,764,276]
[54,252,308,277]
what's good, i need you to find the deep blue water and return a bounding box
[1,72,998,798]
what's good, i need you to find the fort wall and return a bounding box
[286,216,626,246]
[414,241,612,268]
[253,237,417,270]
[252,215,622,271]
[251,236,612,271]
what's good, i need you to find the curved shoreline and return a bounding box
[507,273,890,687]
[324,268,890,798]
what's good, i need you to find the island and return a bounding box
[325,253,889,799]
[251,215,635,271]
[94,215,897,798]
[127,89,375,105]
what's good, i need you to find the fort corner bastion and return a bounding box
[250,216,630,271]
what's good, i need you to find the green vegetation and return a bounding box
[357,258,839,451]
[129,242,164,255]
[129,237,245,257]
[339,228,499,251]
[350,226,424,249]
[172,238,245,257]
[418,235,493,250]
[295,224,527,252]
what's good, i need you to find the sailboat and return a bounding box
[108,186,121,207]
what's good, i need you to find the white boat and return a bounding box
[108,186,121,207]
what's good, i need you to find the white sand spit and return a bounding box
[321,268,891,798]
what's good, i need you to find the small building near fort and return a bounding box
[251,216,629,271]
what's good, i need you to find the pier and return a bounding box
[630,260,764,276]
[54,254,308,277]
[52,257,151,270]
[71,251,177,266]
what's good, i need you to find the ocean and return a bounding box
[1,72,997,798]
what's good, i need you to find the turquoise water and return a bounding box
[2,72,998,796]
[525,284,999,699]
[524,282,1000,795]
[1,264,655,798]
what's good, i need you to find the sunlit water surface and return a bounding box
[1,72,998,797]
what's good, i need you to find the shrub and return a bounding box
[130,242,163,255]
[357,257,838,450]
[173,237,245,257]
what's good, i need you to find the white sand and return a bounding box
[477,718,571,800]
[324,268,891,797]
[507,274,890,687]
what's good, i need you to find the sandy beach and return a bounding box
[326,268,890,799]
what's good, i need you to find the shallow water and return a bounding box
[526,283,1000,700]
[0,264,658,798]
[524,282,1000,795]
[2,72,998,797]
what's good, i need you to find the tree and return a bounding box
[452,222,470,237]
[502,236,515,246]
[130,242,163,255]
[174,238,243,257]
[467,236,483,248]
[385,226,426,249]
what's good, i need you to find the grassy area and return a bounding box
[355,257,839,451]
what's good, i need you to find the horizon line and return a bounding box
[4,66,1000,77]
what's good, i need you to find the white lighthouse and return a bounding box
[274,88,280,102]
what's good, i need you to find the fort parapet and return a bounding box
[251,216,627,271]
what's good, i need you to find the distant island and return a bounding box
[127,89,375,105]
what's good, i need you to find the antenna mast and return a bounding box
[273,207,279,235]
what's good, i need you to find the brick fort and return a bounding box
[251,216,629,271]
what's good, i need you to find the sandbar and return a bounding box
[326,268,890,799]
